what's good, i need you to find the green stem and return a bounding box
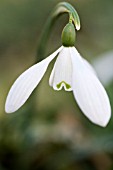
[36,13,61,63]
[36,2,80,63]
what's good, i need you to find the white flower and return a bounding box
[5,46,111,127]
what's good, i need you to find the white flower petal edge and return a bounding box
[5,46,63,113]
[82,58,97,76]
[49,47,72,91]
[70,47,111,127]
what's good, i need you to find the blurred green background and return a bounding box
[0,0,113,169]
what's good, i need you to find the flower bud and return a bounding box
[62,23,76,47]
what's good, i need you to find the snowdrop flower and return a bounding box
[5,23,111,127]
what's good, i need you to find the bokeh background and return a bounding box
[0,0,113,169]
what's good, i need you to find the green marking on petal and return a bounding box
[57,81,71,89]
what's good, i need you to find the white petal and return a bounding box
[49,47,72,91]
[83,58,97,76]
[70,47,111,127]
[5,46,63,113]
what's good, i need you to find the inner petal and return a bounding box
[49,47,72,91]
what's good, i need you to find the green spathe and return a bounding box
[62,23,76,47]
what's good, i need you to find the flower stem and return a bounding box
[36,2,80,63]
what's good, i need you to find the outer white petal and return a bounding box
[5,46,63,113]
[70,47,111,127]
[83,58,97,76]
[49,47,72,91]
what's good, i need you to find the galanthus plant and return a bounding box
[5,2,111,127]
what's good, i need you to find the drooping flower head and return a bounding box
[5,2,111,127]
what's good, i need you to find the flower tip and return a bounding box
[76,24,80,31]
[101,117,111,128]
[97,121,109,128]
[94,112,111,127]
[5,103,16,114]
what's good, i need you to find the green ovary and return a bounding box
[57,81,71,89]
[61,23,76,47]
